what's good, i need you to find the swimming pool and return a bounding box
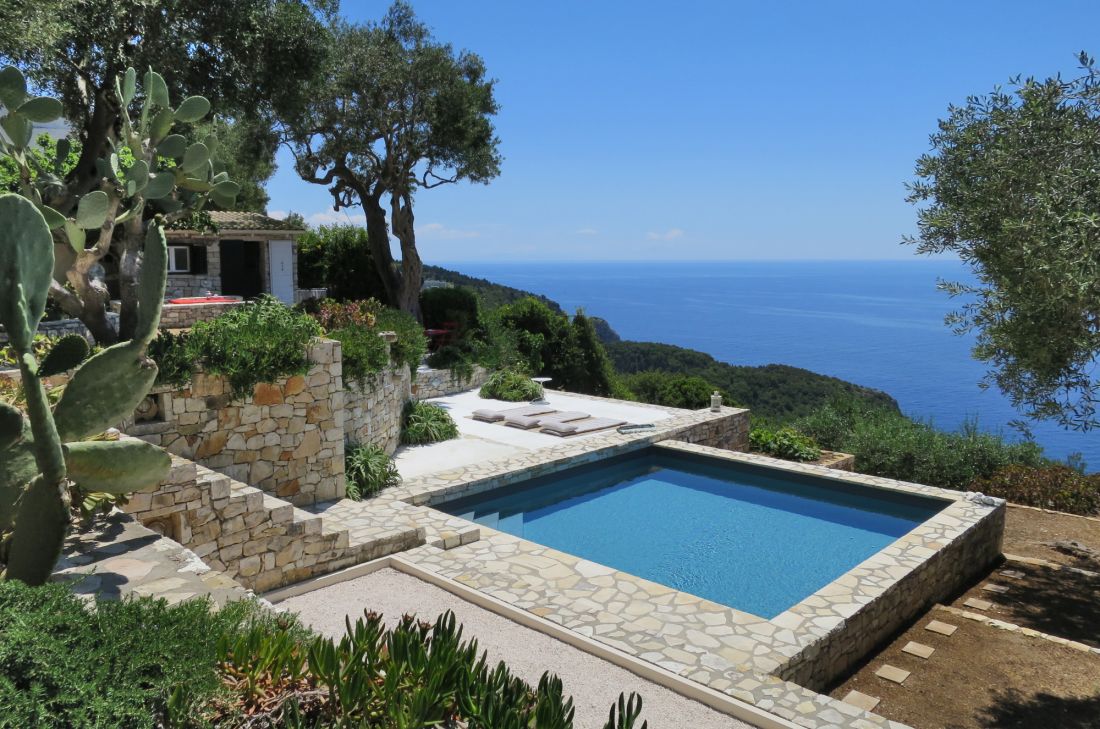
[437,447,948,618]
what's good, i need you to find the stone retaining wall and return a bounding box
[343,364,412,455]
[130,338,345,506]
[412,365,491,399]
[159,300,244,330]
[778,499,1005,691]
[121,453,421,592]
[0,313,119,345]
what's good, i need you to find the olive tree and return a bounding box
[0,0,333,342]
[283,2,501,320]
[907,53,1100,431]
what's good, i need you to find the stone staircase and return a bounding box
[123,455,424,592]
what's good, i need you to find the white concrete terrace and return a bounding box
[392,387,683,479]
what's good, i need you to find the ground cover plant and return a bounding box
[0,581,281,728]
[795,397,1047,490]
[344,441,401,500]
[401,401,459,445]
[480,367,544,402]
[749,425,821,463]
[970,465,1100,516]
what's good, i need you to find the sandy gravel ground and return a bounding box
[278,568,755,729]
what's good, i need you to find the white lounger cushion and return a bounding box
[542,418,627,436]
[472,405,554,423]
[504,410,589,430]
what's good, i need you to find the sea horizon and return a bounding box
[436,258,1098,469]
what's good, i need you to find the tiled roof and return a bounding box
[169,211,305,234]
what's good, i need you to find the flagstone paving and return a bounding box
[368,437,1003,729]
[54,510,252,607]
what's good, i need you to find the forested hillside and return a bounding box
[422,266,562,313]
[607,341,899,420]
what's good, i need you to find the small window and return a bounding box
[167,245,191,274]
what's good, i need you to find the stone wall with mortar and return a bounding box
[0,313,119,346]
[158,300,244,330]
[122,452,421,592]
[778,499,1006,691]
[412,365,491,400]
[129,338,345,506]
[165,241,222,298]
[343,364,412,455]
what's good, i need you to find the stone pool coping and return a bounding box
[349,434,1002,729]
[293,405,1003,729]
[267,554,802,729]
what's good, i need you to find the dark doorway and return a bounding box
[219,240,263,299]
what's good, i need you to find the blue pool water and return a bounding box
[438,450,946,618]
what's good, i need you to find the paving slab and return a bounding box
[981,583,1010,593]
[875,664,911,684]
[841,690,881,712]
[901,641,934,659]
[925,620,958,636]
[963,597,993,611]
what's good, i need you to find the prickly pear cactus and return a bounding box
[0,194,172,586]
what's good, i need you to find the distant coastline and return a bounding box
[431,260,1096,466]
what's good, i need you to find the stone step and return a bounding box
[127,452,423,593]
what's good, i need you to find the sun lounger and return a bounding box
[472,405,554,423]
[504,410,589,430]
[542,417,627,437]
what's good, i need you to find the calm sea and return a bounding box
[439,260,1098,468]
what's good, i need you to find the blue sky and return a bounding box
[266,1,1100,262]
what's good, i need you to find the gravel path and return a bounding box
[278,568,754,729]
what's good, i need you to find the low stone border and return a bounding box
[1003,552,1099,578]
[355,437,1002,728]
[935,604,1100,655]
[266,554,802,729]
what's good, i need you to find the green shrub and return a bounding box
[0,580,282,729]
[492,297,563,375]
[305,297,383,330]
[214,609,647,729]
[295,225,389,301]
[620,371,724,409]
[187,296,321,398]
[400,401,459,445]
[328,326,389,389]
[375,307,428,374]
[796,397,1047,489]
[147,330,193,388]
[480,367,543,401]
[426,342,476,382]
[420,285,481,336]
[555,311,619,397]
[488,299,619,396]
[749,425,822,462]
[344,441,401,500]
[969,465,1100,516]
